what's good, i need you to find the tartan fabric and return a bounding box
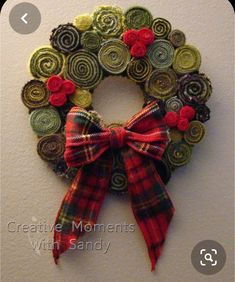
[53,101,174,270]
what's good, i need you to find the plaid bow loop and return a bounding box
[54,101,175,271]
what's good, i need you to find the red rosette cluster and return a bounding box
[47,76,76,107]
[164,106,196,132]
[122,28,155,58]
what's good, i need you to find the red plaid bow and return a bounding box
[53,101,175,271]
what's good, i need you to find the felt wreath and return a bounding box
[21,5,212,271]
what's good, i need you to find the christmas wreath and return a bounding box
[21,5,212,271]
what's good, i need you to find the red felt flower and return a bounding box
[177,117,190,131]
[47,75,63,92]
[62,80,76,95]
[130,41,147,58]
[49,91,67,107]
[138,28,155,46]
[180,106,196,121]
[123,29,139,46]
[164,112,180,128]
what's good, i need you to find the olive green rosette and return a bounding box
[178,73,212,105]
[127,57,152,83]
[50,24,80,54]
[166,141,192,167]
[21,80,49,109]
[73,14,93,31]
[37,134,65,161]
[124,6,153,29]
[81,31,102,53]
[30,107,61,136]
[168,30,186,48]
[29,46,64,79]
[151,18,171,39]
[165,96,183,112]
[64,49,103,89]
[93,6,124,38]
[109,151,128,194]
[69,89,92,108]
[184,121,205,145]
[98,39,130,74]
[145,68,178,100]
[173,45,201,74]
[147,39,174,69]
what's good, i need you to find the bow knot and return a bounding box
[53,101,174,271]
[109,127,127,149]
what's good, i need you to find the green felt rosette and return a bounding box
[81,31,102,53]
[30,107,61,136]
[50,24,80,54]
[93,6,124,38]
[178,73,212,105]
[37,134,65,161]
[64,49,103,89]
[173,45,201,74]
[29,46,64,79]
[145,68,178,100]
[151,18,171,39]
[124,6,153,29]
[184,121,205,145]
[98,39,130,74]
[21,80,49,109]
[127,57,152,83]
[165,96,183,112]
[168,29,186,48]
[166,141,192,167]
[147,39,174,69]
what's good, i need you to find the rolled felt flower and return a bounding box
[147,39,174,69]
[177,117,189,132]
[124,6,153,29]
[145,68,178,100]
[127,57,152,83]
[49,91,67,107]
[21,80,49,109]
[180,106,196,120]
[29,47,64,79]
[98,39,130,74]
[184,120,205,145]
[130,41,147,58]
[93,6,124,38]
[168,29,186,48]
[169,128,183,142]
[138,28,155,46]
[195,104,211,123]
[165,96,183,112]
[73,14,93,31]
[30,107,61,136]
[47,75,63,92]
[122,29,139,46]
[37,134,65,161]
[61,80,76,95]
[81,31,102,53]
[64,49,103,89]
[178,73,212,105]
[50,24,80,54]
[173,45,201,74]
[164,111,180,128]
[151,18,171,39]
[69,89,92,108]
[166,141,192,167]
[109,151,128,194]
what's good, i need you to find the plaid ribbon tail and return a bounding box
[53,152,112,264]
[122,148,175,271]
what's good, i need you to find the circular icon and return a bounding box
[9,2,41,34]
[191,240,226,275]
